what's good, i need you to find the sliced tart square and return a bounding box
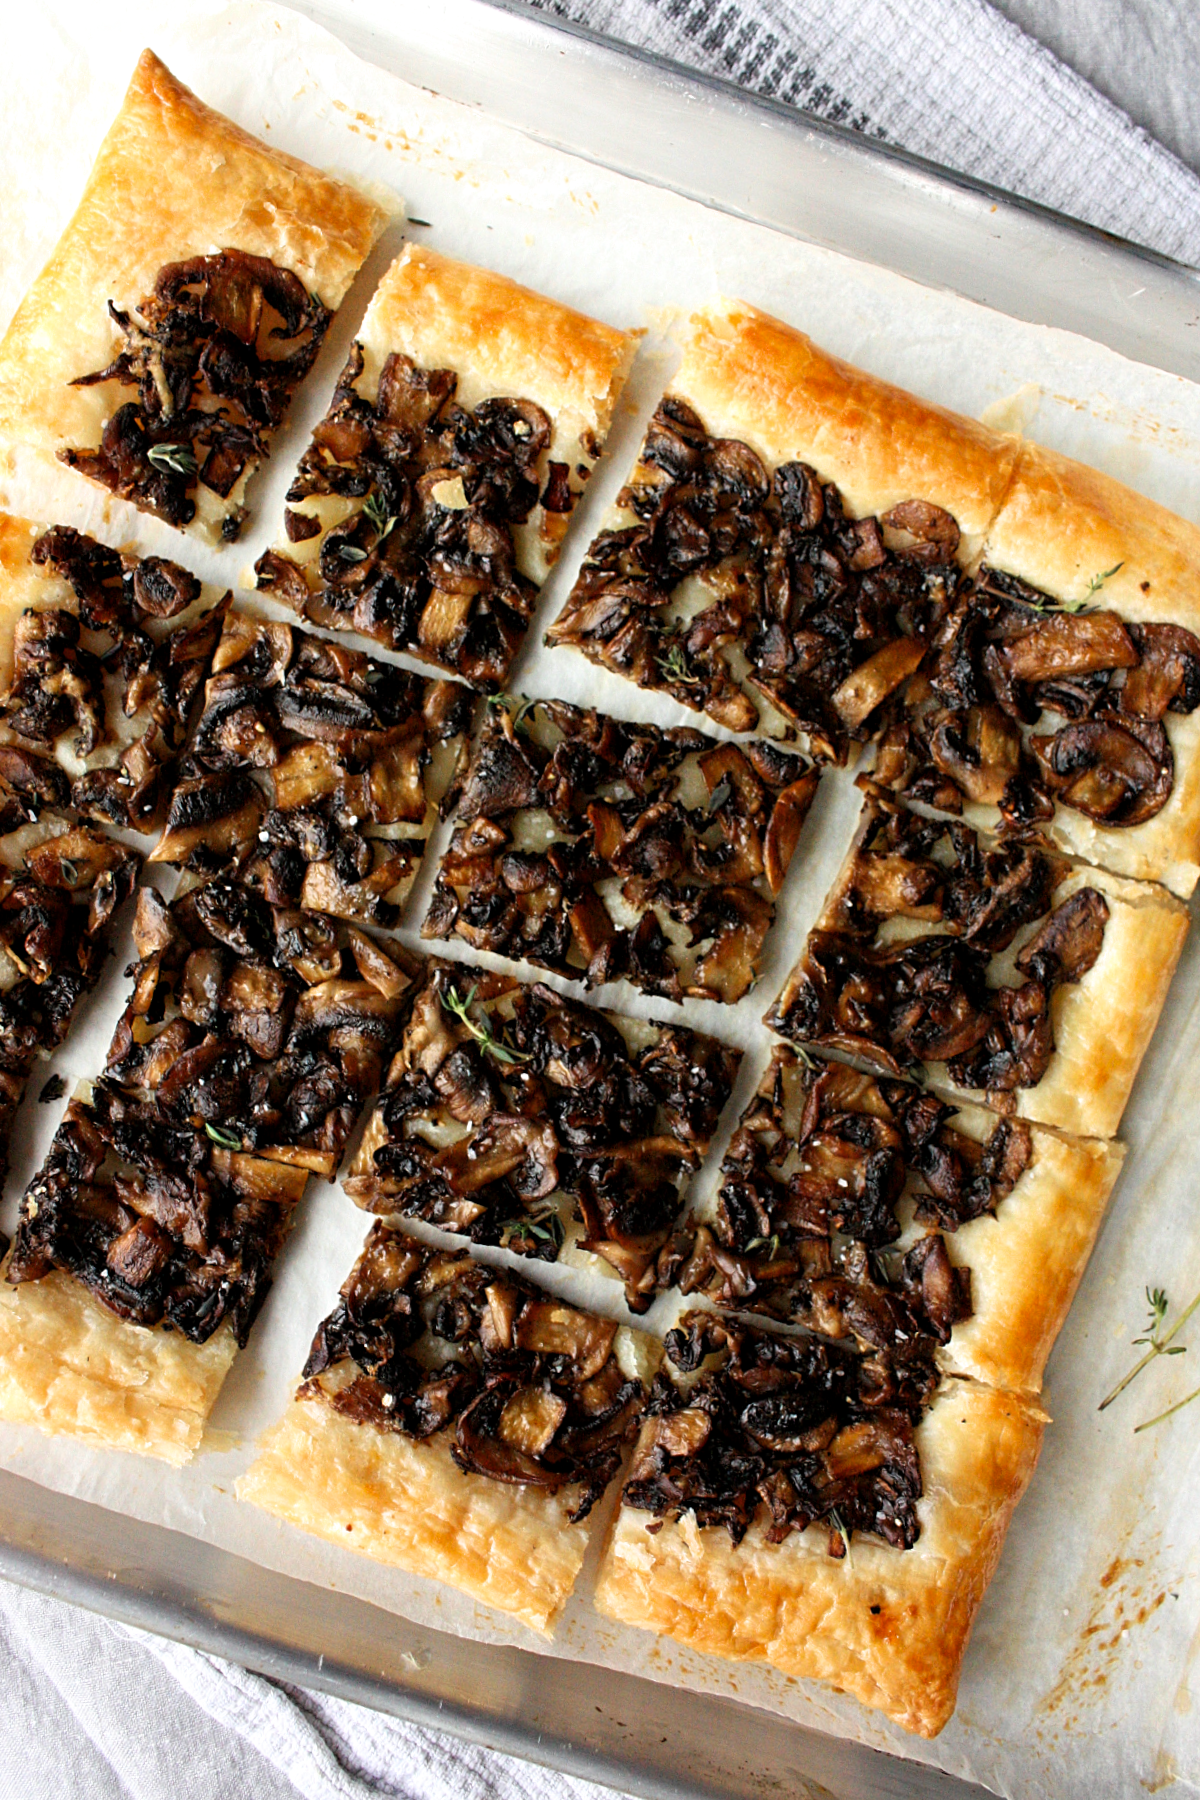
[343,961,741,1311]
[663,1043,1124,1396]
[765,792,1187,1138]
[423,694,819,1002]
[255,243,639,686]
[548,302,1018,755]
[148,608,471,929]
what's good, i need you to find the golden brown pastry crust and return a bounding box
[238,1381,591,1633]
[594,1377,1046,1738]
[676,302,1020,558]
[0,1268,236,1465]
[978,440,1200,893]
[918,1108,1124,1393]
[0,50,387,517]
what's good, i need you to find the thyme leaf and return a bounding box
[205,1123,243,1150]
[828,1507,853,1567]
[485,693,536,735]
[1085,561,1124,597]
[440,982,531,1067]
[501,1211,565,1250]
[362,490,397,539]
[707,775,733,813]
[1098,1282,1199,1412]
[656,643,704,689]
[147,442,198,477]
[338,544,369,564]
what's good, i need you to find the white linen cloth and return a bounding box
[3,3,1200,1798]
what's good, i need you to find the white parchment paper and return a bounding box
[3,4,1200,1795]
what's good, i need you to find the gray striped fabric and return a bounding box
[520,0,1200,265]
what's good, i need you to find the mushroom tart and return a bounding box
[344,962,741,1311]
[877,443,1200,896]
[0,515,228,829]
[594,1309,1045,1738]
[661,1044,1123,1396]
[765,792,1187,1138]
[255,244,638,687]
[149,609,471,928]
[0,52,387,543]
[424,695,819,1002]
[104,882,420,1182]
[0,818,139,1192]
[239,1222,659,1632]
[0,1079,310,1463]
[548,302,1018,756]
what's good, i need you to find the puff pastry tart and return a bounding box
[104,883,420,1182]
[254,243,639,687]
[0,1081,310,1462]
[423,695,818,1002]
[662,1044,1124,1396]
[343,961,741,1310]
[548,300,1018,756]
[0,514,228,828]
[239,1222,659,1632]
[0,51,388,543]
[148,608,471,928]
[593,1310,1045,1738]
[876,443,1200,897]
[0,820,139,1192]
[765,792,1187,1138]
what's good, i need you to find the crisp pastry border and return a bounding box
[0,1267,238,1466]
[0,49,388,523]
[673,302,1021,560]
[593,1376,1047,1739]
[238,1369,593,1634]
[278,241,640,590]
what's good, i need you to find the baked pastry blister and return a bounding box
[343,960,741,1311]
[148,607,472,928]
[239,1221,660,1631]
[255,242,639,686]
[765,791,1187,1138]
[0,51,388,542]
[423,694,819,1002]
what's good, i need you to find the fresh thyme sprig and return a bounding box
[656,642,704,688]
[147,442,198,477]
[1098,1283,1198,1412]
[440,982,531,1067]
[501,1211,565,1250]
[1085,561,1124,597]
[362,490,397,539]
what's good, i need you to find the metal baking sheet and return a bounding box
[3,4,1200,1797]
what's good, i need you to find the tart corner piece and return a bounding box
[0,48,390,542]
[594,1373,1046,1738]
[256,242,640,686]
